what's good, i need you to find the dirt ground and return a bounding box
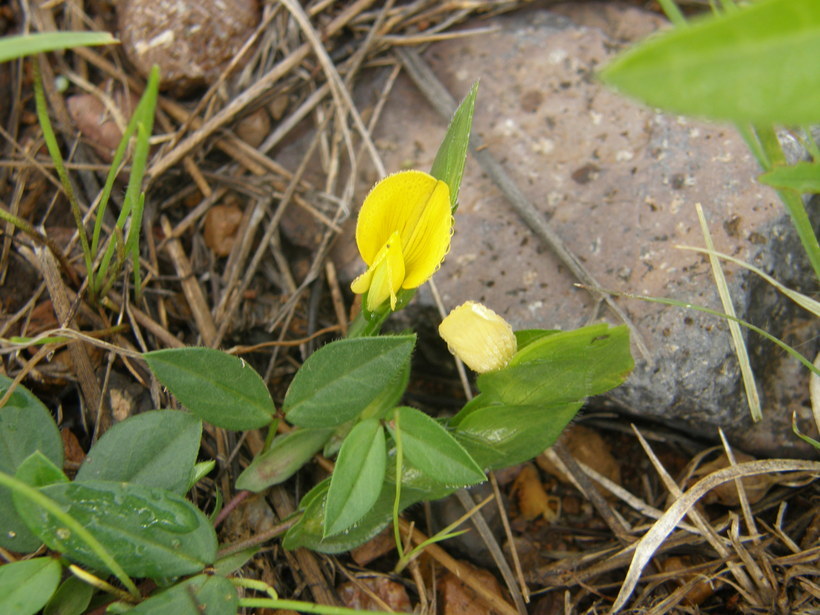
[0,1,818,613]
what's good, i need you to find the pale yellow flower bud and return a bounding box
[438,301,517,373]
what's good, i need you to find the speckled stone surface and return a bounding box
[118,0,259,94]
[329,4,817,456]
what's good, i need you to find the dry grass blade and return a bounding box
[695,203,762,422]
[610,458,820,613]
[677,244,820,317]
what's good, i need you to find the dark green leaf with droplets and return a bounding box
[0,375,63,552]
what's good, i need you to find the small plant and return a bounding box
[0,79,633,613]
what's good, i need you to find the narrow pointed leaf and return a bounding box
[389,407,484,487]
[76,410,202,494]
[431,81,478,210]
[324,418,386,537]
[144,347,275,430]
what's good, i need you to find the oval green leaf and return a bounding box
[0,557,61,615]
[324,418,386,537]
[477,324,632,408]
[13,480,216,578]
[389,407,484,487]
[126,575,237,615]
[0,375,63,552]
[44,575,95,615]
[77,410,202,494]
[599,0,820,125]
[144,347,275,430]
[235,427,333,492]
[456,402,583,469]
[284,335,415,428]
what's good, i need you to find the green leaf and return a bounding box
[389,407,485,487]
[0,375,63,552]
[214,547,258,577]
[16,451,69,488]
[0,557,61,615]
[599,0,820,125]
[76,410,202,495]
[284,469,444,553]
[449,325,633,470]
[514,329,559,351]
[470,324,633,409]
[189,460,216,490]
[44,575,95,615]
[324,418,386,537]
[13,480,216,579]
[144,347,275,430]
[125,575,237,615]
[284,335,416,428]
[430,81,478,210]
[455,402,583,469]
[284,480,385,553]
[235,427,333,492]
[0,32,116,63]
[759,161,820,193]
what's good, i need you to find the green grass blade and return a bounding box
[33,60,93,278]
[772,184,820,280]
[656,0,686,27]
[612,291,818,377]
[93,65,159,297]
[748,125,820,280]
[0,32,116,63]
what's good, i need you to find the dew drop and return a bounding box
[170,539,181,549]
[7,531,16,539]
[56,527,71,540]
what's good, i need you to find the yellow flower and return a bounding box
[438,301,517,373]
[351,170,452,311]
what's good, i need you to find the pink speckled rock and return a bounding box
[336,5,816,456]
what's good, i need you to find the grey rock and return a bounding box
[339,4,817,456]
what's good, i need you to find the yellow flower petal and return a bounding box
[438,301,517,373]
[352,170,452,310]
[402,179,451,288]
[351,231,405,311]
